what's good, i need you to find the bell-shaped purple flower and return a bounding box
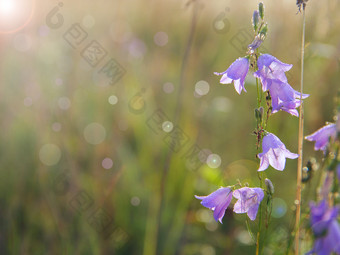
[305,123,337,152]
[254,54,292,91]
[268,79,309,117]
[307,200,340,255]
[233,187,264,221]
[195,187,233,223]
[214,57,249,95]
[258,132,299,171]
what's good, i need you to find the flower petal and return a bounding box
[195,187,233,223]
[258,153,269,171]
[233,187,264,221]
[215,57,249,94]
[258,133,298,171]
[305,123,336,151]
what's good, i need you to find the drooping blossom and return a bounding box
[307,200,340,255]
[254,54,292,91]
[248,35,263,54]
[268,79,309,117]
[258,132,299,171]
[232,187,264,221]
[214,57,249,95]
[305,123,337,152]
[195,187,233,223]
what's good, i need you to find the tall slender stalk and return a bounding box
[256,76,261,108]
[256,171,264,255]
[153,2,198,254]
[295,7,306,255]
[255,68,264,254]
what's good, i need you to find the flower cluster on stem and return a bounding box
[196,2,308,252]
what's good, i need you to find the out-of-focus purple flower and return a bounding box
[195,187,233,223]
[233,187,264,221]
[214,57,249,95]
[305,123,337,152]
[268,79,309,117]
[320,172,333,201]
[337,164,340,184]
[307,200,340,255]
[254,54,292,91]
[258,132,299,171]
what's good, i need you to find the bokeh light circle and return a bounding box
[212,97,232,113]
[39,144,61,166]
[163,82,174,94]
[206,154,221,168]
[214,20,225,31]
[102,157,113,169]
[162,121,173,133]
[83,123,106,145]
[131,196,140,206]
[195,80,210,96]
[52,122,61,132]
[154,31,168,46]
[108,95,118,105]
[272,198,287,218]
[58,97,71,110]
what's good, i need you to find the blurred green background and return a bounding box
[0,0,339,254]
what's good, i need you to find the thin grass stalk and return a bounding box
[295,7,306,255]
[153,2,198,254]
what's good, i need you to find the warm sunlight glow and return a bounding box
[0,0,35,33]
[0,0,16,15]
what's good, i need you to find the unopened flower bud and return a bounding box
[255,107,264,123]
[252,10,260,32]
[259,2,264,19]
[265,178,274,194]
[259,24,268,39]
[336,110,340,134]
[259,106,264,116]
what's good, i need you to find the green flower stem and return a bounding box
[256,73,266,254]
[256,77,261,108]
[295,6,306,255]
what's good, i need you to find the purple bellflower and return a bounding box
[305,123,337,152]
[254,54,292,91]
[307,200,340,255]
[258,132,299,171]
[195,187,233,223]
[233,187,264,221]
[268,79,309,117]
[214,57,249,95]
